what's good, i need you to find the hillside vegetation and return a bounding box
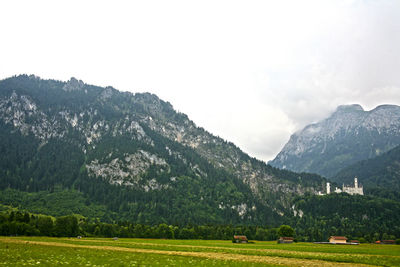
[0,75,326,225]
[333,145,400,201]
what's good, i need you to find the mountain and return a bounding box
[269,104,400,178]
[0,75,325,225]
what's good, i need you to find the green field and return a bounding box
[1,237,399,266]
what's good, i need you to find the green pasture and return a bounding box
[1,237,399,266]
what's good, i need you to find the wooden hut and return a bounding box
[329,236,347,244]
[278,237,294,244]
[233,235,248,243]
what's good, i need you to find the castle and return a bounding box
[322,177,364,196]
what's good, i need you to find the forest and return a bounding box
[0,209,282,241]
[1,208,399,244]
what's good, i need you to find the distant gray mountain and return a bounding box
[269,104,400,178]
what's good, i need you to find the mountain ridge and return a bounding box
[0,74,325,225]
[269,103,400,178]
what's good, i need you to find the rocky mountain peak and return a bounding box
[99,86,115,100]
[63,77,85,92]
[370,104,400,115]
[270,103,400,178]
[335,104,364,113]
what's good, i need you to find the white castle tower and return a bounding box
[342,177,363,195]
[326,182,331,194]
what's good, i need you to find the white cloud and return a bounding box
[1,0,400,161]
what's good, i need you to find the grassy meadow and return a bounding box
[1,237,399,266]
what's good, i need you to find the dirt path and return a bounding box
[0,238,371,267]
[70,238,400,260]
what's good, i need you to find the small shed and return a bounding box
[233,235,248,243]
[381,240,395,244]
[278,237,294,244]
[329,236,347,244]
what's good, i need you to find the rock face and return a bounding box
[0,75,325,224]
[270,104,400,178]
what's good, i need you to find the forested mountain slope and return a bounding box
[0,75,325,225]
[333,144,400,201]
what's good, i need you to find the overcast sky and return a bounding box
[1,0,400,161]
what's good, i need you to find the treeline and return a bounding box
[291,193,400,242]
[0,210,282,240]
[1,210,399,243]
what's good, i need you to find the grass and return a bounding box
[1,237,399,266]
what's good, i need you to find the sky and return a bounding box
[1,0,400,162]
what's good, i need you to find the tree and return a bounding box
[255,227,267,241]
[156,223,174,239]
[55,215,79,237]
[278,225,295,237]
[37,216,54,236]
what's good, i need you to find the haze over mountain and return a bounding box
[270,104,400,178]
